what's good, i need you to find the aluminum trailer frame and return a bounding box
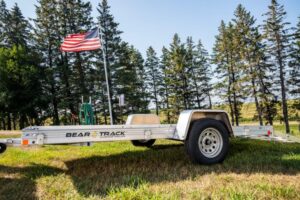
[0,110,275,164]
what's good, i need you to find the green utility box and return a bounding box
[79,103,95,125]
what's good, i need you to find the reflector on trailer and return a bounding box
[22,139,29,145]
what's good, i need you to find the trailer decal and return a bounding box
[98,131,125,137]
[66,132,90,137]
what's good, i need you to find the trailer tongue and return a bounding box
[0,110,274,164]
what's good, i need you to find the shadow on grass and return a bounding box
[1,139,300,198]
[0,164,63,200]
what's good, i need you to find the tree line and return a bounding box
[213,0,299,134]
[0,0,299,132]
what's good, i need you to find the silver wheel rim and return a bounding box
[198,128,223,158]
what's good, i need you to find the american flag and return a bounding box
[60,28,101,52]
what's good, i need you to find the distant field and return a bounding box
[273,124,300,136]
[214,100,300,121]
[0,139,299,199]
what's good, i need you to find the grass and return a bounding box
[0,138,300,199]
[273,124,300,136]
[0,134,20,139]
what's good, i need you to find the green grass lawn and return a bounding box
[0,138,300,199]
[273,124,300,136]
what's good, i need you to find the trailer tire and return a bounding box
[0,143,7,154]
[185,119,229,164]
[131,139,156,148]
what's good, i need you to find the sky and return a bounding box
[5,0,300,56]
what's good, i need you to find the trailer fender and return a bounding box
[175,110,233,140]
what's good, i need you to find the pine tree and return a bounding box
[233,4,265,125]
[145,46,162,115]
[0,0,9,47]
[53,0,94,124]
[263,0,291,133]
[6,3,31,47]
[160,46,171,123]
[34,0,62,124]
[289,17,300,110]
[165,34,189,121]
[97,0,122,124]
[186,38,213,109]
[213,21,244,126]
[129,46,149,113]
[113,43,149,123]
[0,0,9,129]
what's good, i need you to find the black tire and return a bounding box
[131,139,156,148]
[0,143,7,154]
[185,118,229,164]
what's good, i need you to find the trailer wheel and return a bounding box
[185,119,229,164]
[0,143,7,154]
[131,139,156,148]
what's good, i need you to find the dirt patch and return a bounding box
[0,131,21,135]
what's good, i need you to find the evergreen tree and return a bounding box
[131,47,149,113]
[114,43,149,123]
[186,38,212,109]
[34,0,61,124]
[0,0,8,129]
[213,21,245,126]
[54,0,94,124]
[0,0,8,47]
[232,5,265,125]
[263,0,291,133]
[165,34,189,121]
[145,46,162,115]
[6,3,31,47]
[160,46,171,123]
[97,0,122,124]
[0,46,46,129]
[289,17,300,110]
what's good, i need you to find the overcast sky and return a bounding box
[5,0,300,56]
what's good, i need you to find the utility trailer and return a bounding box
[0,110,274,164]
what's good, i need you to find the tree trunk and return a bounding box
[12,114,17,130]
[230,60,239,126]
[76,52,87,96]
[232,91,239,126]
[165,85,170,124]
[279,62,290,133]
[7,113,11,130]
[62,53,75,118]
[19,114,26,129]
[0,114,2,130]
[152,70,159,115]
[52,94,60,125]
[250,75,263,125]
[208,92,212,109]
[1,113,6,130]
[191,68,201,108]
[48,49,60,125]
[276,35,290,134]
[248,52,263,126]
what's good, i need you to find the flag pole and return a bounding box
[99,26,114,125]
